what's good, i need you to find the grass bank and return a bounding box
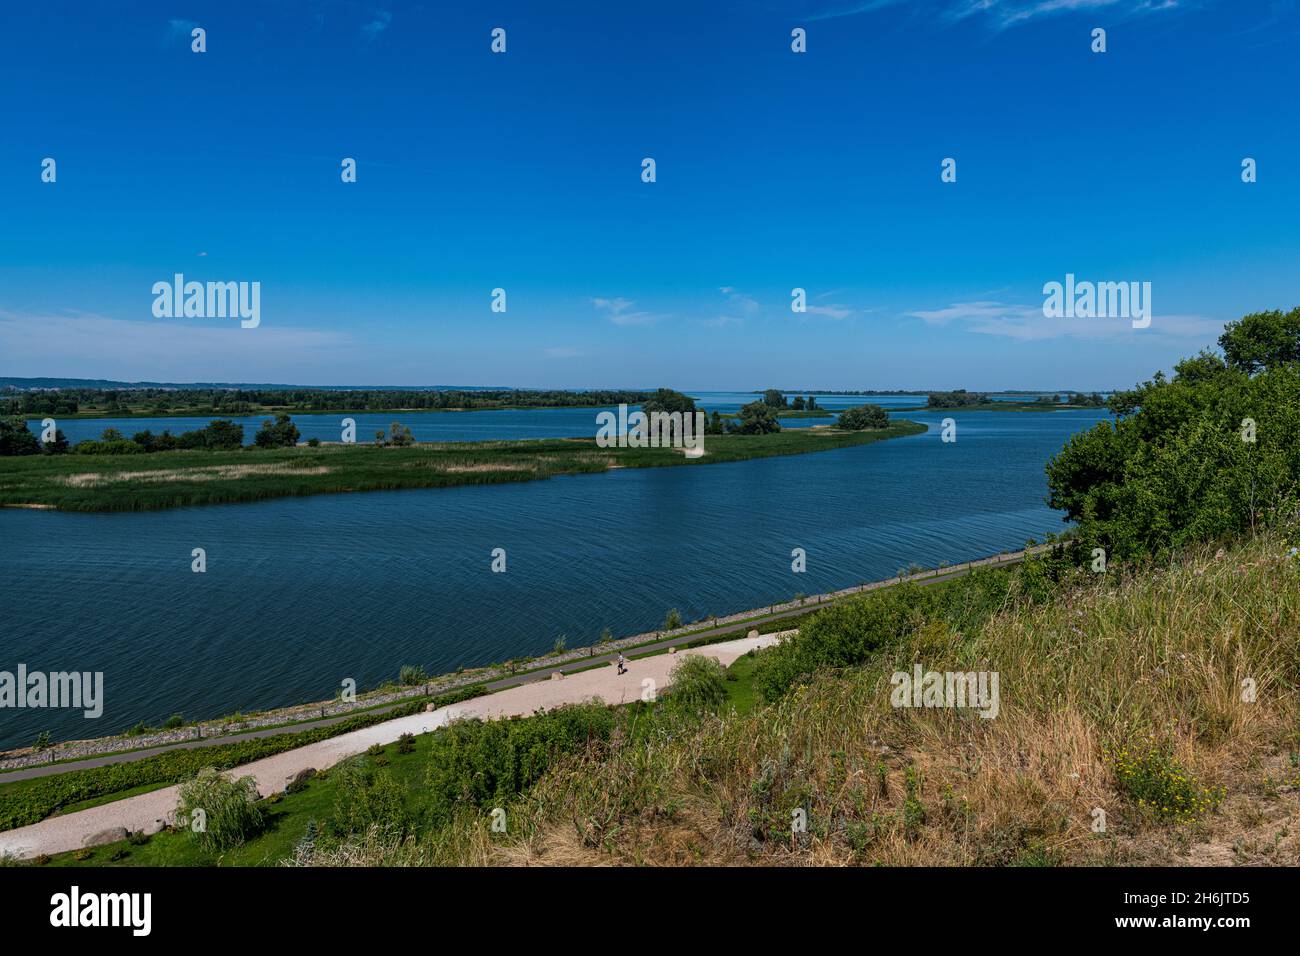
[0,421,924,512]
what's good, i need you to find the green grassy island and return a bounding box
[0,421,925,512]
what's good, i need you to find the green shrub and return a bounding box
[176,768,267,853]
[422,702,616,830]
[753,584,924,701]
[399,665,427,686]
[330,761,410,837]
[666,655,728,716]
[73,439,145,455]
[836,404,889,430]
[1107,740,1224,825]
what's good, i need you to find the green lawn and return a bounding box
[723,649,767,716]
[0,422,924,512]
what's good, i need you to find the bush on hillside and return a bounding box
[666,655,728,717]
[1047,308,1300,562]
[422,702,616,828]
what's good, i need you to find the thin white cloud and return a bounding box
[720,287,761,316]
[802,0,1194,29]
[805,303,854,320]
[591,296,658,326]
[361,9,392,41]
[695,287,762,329]
[907,299,1226,340]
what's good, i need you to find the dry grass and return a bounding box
[62,463,332,487]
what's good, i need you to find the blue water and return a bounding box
[0,403,1106,748]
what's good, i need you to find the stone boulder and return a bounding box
[83,827,129,848]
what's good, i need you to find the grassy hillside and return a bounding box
[298,528,1299,867]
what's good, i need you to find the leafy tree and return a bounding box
[203,419,244,450]
[664,608,682,629]
[791,396,806,410]
[387,422,414,447]
[641,388,697,415]
[836,404,889,430]
[1219,307,1300,374]
[1046,309,1300,562]
[762,389,788,409]
[254,413,300,448]
[730,401,781,434]
[40,428,69,454]
[927,390,985,408]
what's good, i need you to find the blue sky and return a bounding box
[1,0,1296,390]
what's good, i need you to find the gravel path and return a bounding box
[0,633,780,861]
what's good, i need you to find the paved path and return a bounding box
[0,633,781,861]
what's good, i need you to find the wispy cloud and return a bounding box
[360,9,392,42]
[591,296,658,326]
[800,0,1195,29]
[699,286,762,328]
[907,299,1226,340]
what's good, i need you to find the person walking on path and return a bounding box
[616,652,627,675]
